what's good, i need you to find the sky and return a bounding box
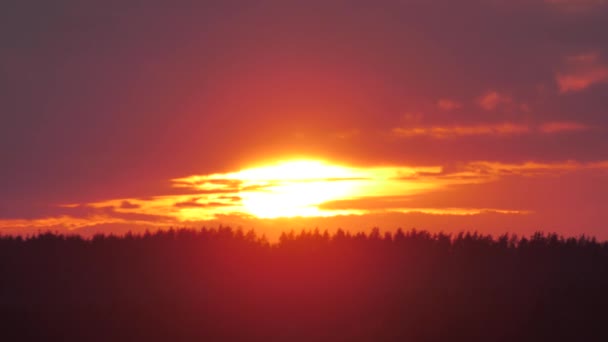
[2,0,608,239]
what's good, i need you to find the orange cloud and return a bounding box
[392,123,529,139]
[392,121,590,139]
[0,214,153,235]
[392,208,531,216]
[466,160,608,177]
[557,52,608,93]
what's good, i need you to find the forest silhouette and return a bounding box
[1,227,607,341]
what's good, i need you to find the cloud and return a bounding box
[539,121,590,133]
[557,53,608,93]
[120,200,140,209]
[174,198,233,208]
[437,99,462,111]
[0,204,177,235]
[172,177,243,191]
[392,123,530,139]
[466,160,608,177]
[174,199,208,208]
[318,196,530,215]
[3,159,608,237]
[0,216,120,232]
[219,196,243,202]
[477,91,512,111]
[391,120,591,139]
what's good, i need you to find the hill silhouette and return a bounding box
[1,227,607,341]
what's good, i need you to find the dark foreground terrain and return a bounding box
[1,227,607,341]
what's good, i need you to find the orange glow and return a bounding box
[174,160,444,219]
[2,158,589,234]
[232,161,361,218]
[42,158,554,226]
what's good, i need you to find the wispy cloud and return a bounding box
[391,208,532,216]
[539,121,590,133]
[437,99,462,111]
[477,91,512,111]
[392,123,530,139]
[391,121,590,139]
[120,200,140,209]
[557,52,608,93]
[466,160,608,177]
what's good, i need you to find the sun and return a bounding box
[225,160,364,218]
[169,159,446,220]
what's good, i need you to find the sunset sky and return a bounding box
[2,0,608,239]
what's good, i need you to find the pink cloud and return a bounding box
[437,99,462,111]
[539,121,590,133]
[557,52,608,93]
[477,91,512,111]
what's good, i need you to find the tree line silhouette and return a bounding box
[1,227,607,341]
